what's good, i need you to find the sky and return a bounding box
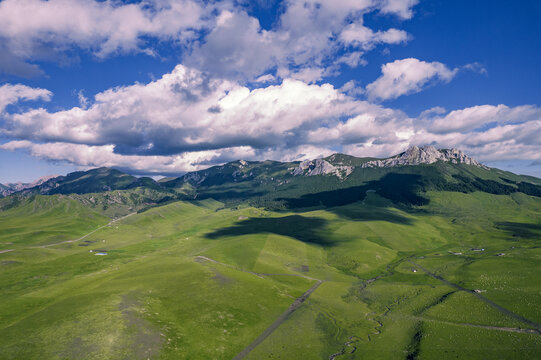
[0,0,540,183]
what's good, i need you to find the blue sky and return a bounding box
[0,0,540,183]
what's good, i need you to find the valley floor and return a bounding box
[0,191,540,359]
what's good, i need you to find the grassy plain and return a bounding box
[0,191,540,359]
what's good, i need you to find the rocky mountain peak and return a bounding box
[290,145,486,179]
[362,145,486,168]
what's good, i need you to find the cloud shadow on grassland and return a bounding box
[495,221,541,240]
[204,215,339,246]
[276,173,425,224]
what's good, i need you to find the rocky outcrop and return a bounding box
[0,174,59,197]
[361,145,487,169]
[291,146,486,179]
[0,184,11,197]
[292,159,353,179]
[183,171,208,185]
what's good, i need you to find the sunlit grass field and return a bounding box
[0,191,540,359]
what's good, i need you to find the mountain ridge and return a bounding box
[3,146,541,213]
[173,145,489,185]
[0,146,514,194]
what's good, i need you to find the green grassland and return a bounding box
[0,195,109,249]
[0,189,540,359]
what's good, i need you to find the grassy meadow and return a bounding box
[0,191,540,359]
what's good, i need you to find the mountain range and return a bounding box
[2,146,540,216]
[0,174,58,197]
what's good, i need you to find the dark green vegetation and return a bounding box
[1,154,540,359]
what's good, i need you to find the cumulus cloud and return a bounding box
[340,80,365,97]
[419,106,446,118]
[0,64,415,173]
[184,0,417,81]
[0,0,419,79]
[378,0,420,19]
[408,106,541,163]
[366,58,458,101]
[0,140,248,175]
[0,140,338,175]
[336,52,367,68]
[0,0,209,75]
[339,23,409,50]
[184,10,283,80]
[428,104,541,133]
[254,74,276,83]
[2,64,539,175]
[0,83,51,113]
[2,65,368,155]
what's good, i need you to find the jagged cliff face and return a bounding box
[361,145,486,169]
[291,145,486,179]
[292,159,353,179]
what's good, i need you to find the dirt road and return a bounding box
[195,256,324,359]
[415,316,541,334]
[232,280,323,360]
[31,212,137,249]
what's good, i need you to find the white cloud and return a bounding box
[428,104,541,133]
[3,82,540,172]
[306,112,411,146]
[339,23,409,50]
[0,140,252,174]
[184,0,416,81]
[419,106,446,118]
[0,0,207,56]
[342,141,412,159]
[0,0,419,80]
[184,10,284,80]
[3,65,539,175]
[340,80,365,97]
[462,62,487,75]
[288,67,326,84]
[254,74,276,83]
[336,52,367,68]
[0,140,340,175]
[366,58,458,101]
[0,64,416,173]
[0,83,52,113]
[77,90,88,109]
[379,0,419,19]
[1,1,538,176]
[2,65,365,155]
[0,0,209,75]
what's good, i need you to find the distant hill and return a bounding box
[15,167,162,196]
[0,168,178,217]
